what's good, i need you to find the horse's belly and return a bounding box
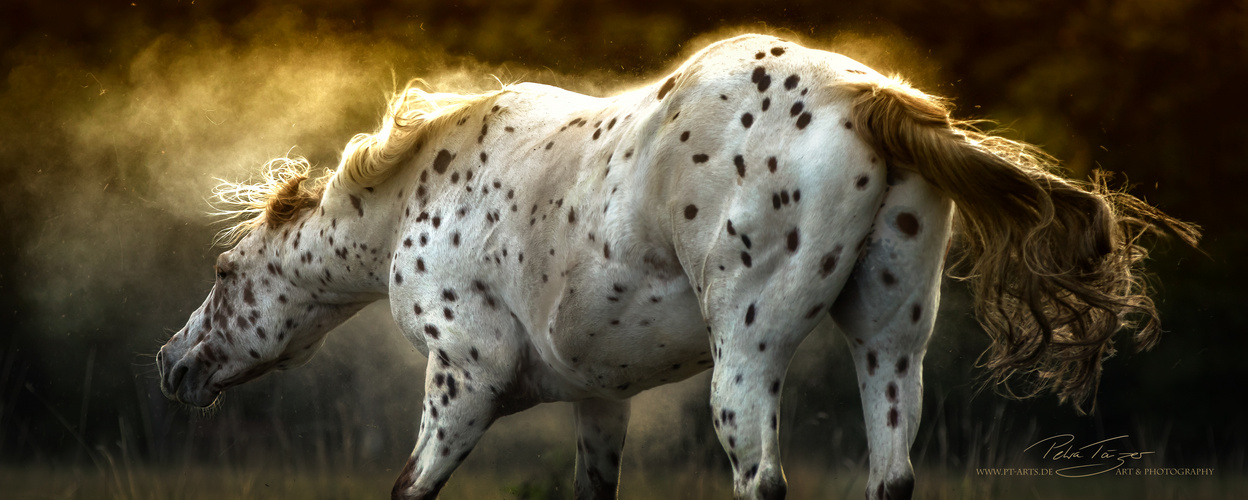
[544,269,713,398]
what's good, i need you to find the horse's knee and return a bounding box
[756,467,787,500]
[575,465,618,500]
[392,481,445,500]
[885,475,914,500]
[391,456,417,499]
[734,465,785,500]
[391,456,447,500]
[867,475,914,500]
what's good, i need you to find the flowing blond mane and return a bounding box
[212,83,502,245]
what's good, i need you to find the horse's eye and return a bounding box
[215,267,230,280]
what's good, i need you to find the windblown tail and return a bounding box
[845,76,1200,413]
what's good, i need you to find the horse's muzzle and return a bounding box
[157,343,220,407]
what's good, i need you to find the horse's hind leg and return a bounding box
[692,220,873,499]
[573,398,631,500]
[831,175,953,500]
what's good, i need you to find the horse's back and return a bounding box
[522,36,897,397]
[387,34,903,401]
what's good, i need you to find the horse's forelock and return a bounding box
[212,157,324,246]
[210,84,501,246]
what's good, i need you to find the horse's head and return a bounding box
[156,162,374,407]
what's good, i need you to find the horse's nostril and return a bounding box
[168,363,189,396]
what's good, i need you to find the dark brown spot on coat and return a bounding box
[820,247,841,278]
[657,76,677,100]
[692,154,709,163]
[741,252,752,268]
[790,101,803,116]
[896,212,920,236]
[680,130,690,142]
[751,66,771,92]
[805,303,824,318]
[770,47,785,56]
[767,156,777,172]
[432,149,455,174]
[745,304,756,325]
[786,228,799,252]
[896,357,909,375]
[784,74,799,90]
[349,194,363,217]
[425,324,440,339]
[741,113,753,128]
[886,383,898,402]
[734,155,746,177]
[888,408,899,428]
[882,270,897,286]
[796,112,812,129]
[867,351,878,375]
[684,204,699,219]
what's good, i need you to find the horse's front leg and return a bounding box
[391,349,504,500]
[573,397,631,500]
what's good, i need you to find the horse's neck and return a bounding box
[288,184,398,300]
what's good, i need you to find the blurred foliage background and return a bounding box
[0,0,1243,498]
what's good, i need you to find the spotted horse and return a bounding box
[156,34,1198,500]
